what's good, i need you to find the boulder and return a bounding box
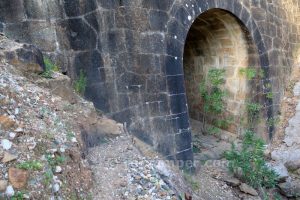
[0,115,16,131]
[2,152,17,163]
[0,35,45,74]
[269,163,289,182]
[8,167,28,189]
[285,160,300,171]
[0,180,7,191]
[80,116,124,148]
[224,177,241,187]
[278,180,300,198]
[239,183,258,196]
[36,73,77,104]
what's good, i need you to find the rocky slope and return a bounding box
[0,35,98,199]
[269,63,300,198]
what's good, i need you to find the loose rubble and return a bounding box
[0,36,93,199]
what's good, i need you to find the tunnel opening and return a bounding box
[183,9,264,157]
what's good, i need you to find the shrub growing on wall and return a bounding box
[199,68,229,135]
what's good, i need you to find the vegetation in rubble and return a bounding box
[16,160,43,171]
[183,171,200,191]
[199,68,230,135]
[74,69,87,95]
[42,170,53,187]
[41,57,59,78]
[224,130,278,189]
[46,154,66,168]
[11,191,26,200]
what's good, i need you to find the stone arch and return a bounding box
[165,0,273,160]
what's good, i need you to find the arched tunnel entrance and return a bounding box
[183,9,262,157]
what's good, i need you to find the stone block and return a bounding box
[0,0,25,23]
[140,33,165,54]
[170,94,188,114]
[167,75,185,95]
[63,0,97,17]
[149,10,169,31]
[141,0,173,11]
[56,18,97,51]
[176,131,192,152]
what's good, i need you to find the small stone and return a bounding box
[161,184,169,191]
[53,183,60,193]
[27,141,37,150]
[0,180,8,191]
[14,108,19,115]
[127,146,133,150]
[2,152,17,163]
[1,139,12,150]
[159,191,167,197]
[71,137,77,143]
[59,148,65,153]
[14,128,23,133]
[48,149,57,153]
[9,132,16,139]
[8,168,28,189]
[224,177,241,187]
[285,160,300,171]
[239,183,258,196]
[5,185,14,197]
[119,180,127,187]
[185,193,192,200]
[156,161,171,177]
[55,166,62,173]
[150,177,156,183]
[0,115,16,130]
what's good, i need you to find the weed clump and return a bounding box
[224,130,278,189]
[41,58,59,78]
[74,69,87,95]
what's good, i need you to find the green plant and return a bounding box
[224,130,278,189]
[207,126,221,135]
[266,92,273,99]
[183,172,200,191]
[43,170,53,186]
[274,193,282,200]
[239,68,257,80]
[46,154,66,167]
[66,131,75,141]
[192,145,201,153]
[214,118,233,129]
[266,117,280,127]
[11,191,25,200]
[246,102,262,122]
[16,160,43,171]
[199,69,230,134]
[74,69,87,95]
[41,58,59,78]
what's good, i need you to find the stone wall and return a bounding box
[1,0,300,162]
